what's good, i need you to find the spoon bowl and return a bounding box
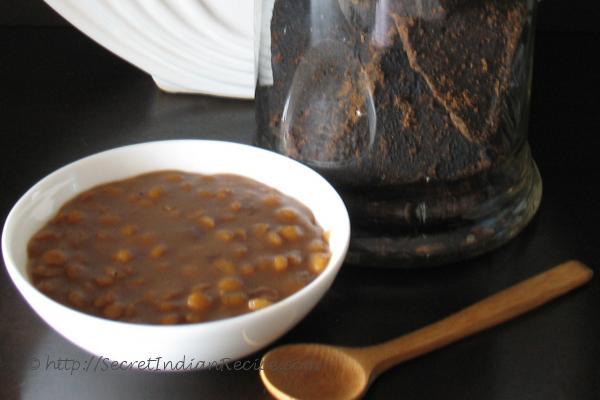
[261,344,369,400]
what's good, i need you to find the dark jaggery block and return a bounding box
[259,0,525,185]
[338,0,374,33]
[268,0,367,168]
[339,0,454,28]
[278,42,374,166]
[394,0,527,142]
[363,22,494,184]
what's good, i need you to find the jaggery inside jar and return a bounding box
[258,0,530,186]
[27,171,331,324]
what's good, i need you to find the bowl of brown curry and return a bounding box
[2,140,350,366]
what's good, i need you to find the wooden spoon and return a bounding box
[260,260,593,400]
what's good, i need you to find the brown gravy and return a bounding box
[27,171,331,324]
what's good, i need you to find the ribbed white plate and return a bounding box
[44,0,255,98]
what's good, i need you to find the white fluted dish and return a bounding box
[44,0,255,98]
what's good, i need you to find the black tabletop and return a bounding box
[1,27,599,400]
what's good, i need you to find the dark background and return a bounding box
[0,2,599,400]
[0,0,599,33]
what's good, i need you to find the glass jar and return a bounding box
[255,0,542,267]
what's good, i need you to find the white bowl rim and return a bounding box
[2,139,350,333]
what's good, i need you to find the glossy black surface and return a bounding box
[1,28,599,399]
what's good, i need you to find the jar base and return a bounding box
[343,145,542,267]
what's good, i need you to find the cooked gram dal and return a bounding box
[27,170,331,324]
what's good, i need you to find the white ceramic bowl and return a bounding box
[2,140,350,366]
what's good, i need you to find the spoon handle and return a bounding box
[362,260,593,377]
